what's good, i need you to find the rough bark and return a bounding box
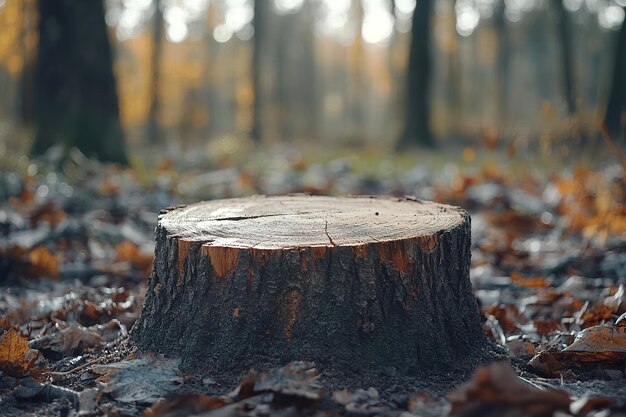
[132,195,487,372]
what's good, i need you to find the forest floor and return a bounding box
[0,144,625,416]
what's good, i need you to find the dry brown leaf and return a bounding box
[533,319,561,336]
[29,321,125,356]
[510,272,550,289]
[529,350,626,378]
[0,328,29,366]
[529,325,626,377]
[28,200,66,227]
[115,241,154,275]
[28,246,60,279]
[115,241,141,263]
[0,328,44,379]
[485,211,541,237]
[450,362,571,417]
[143,393,231,417]
[564,324,626,353]
[239,361,322,402]
[582,303,616,328]
[527,351,572,378]
[483,304,526,334]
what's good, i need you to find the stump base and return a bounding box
[132,195,489,371]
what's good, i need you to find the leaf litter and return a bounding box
[1,149,625,415]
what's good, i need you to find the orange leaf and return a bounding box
[28,246,60,278]
[115,241,154,275]
[510,272,550,289]
[0,328,29,367]
[534,319,561,336]
[115,241,141,263]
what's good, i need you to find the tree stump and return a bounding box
[132,195,487,371]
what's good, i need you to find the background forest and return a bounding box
[0,0,624,164]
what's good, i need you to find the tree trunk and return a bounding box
[251,0,267,143]
[146,0,163,145]
[494,0,509,128]
[31,0,127,164]
[604,10,625,142]
[348,0,365,136]
[398,0,434,149]
[132,195,487,372]
[554,1,576,116]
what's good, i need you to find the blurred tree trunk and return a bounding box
[347,0,364,136]
[398,0,434,149]
[300,1,317,142]
[276,15,292,141]
[554,0,576,116]
[251,0,267,143]
[387,0,400,136]
[604,12,625,141]
[447,0,461,136]
[146,0,163,145]
[31,0,127,163]
[494,0,509,128]
[18,1,36,126]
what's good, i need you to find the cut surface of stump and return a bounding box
[132,195,487,371]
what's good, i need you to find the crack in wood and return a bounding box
[324,219,336,246]
[211,213,286,221]
[211,211,315,222]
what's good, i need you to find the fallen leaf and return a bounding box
[407,391,450,416]
[28,320,126,356]
[563,324,626,353]
[28,246,60,279]
[0,328,43,379]
[0,328,29,366]
[483,304,526,334]
[28,200,66,227]
[93,354,182,404]
[234,361,323,403]
[510,272,550,289]
[143,394,230,417]
[582,303,616,328]
[529,325,626,377]
[506,337,537,359]
[115,241,154,275]
[450,362,571,417]
[533,319,561,336]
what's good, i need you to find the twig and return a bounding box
[48,354,110,380]
[517,375,548,391]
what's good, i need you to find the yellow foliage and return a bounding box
[0,0,38,77]
[114,33,152,127]
[554,169,625,242]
